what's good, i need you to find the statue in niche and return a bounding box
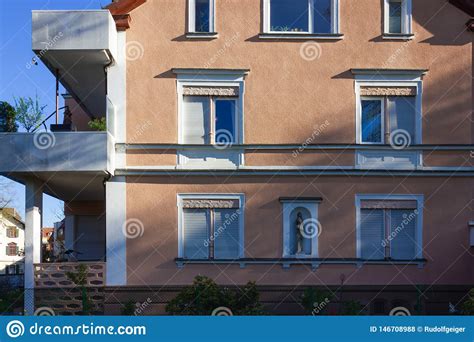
[295,212,304,254]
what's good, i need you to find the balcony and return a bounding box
[32,10,117,117]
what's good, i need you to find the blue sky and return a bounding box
[0,0,104,226]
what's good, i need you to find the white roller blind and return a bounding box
[182,96,209,144]
[390,209,416,260]
[183,209,210,259]
[387,96,416,140]
[213,209,240,259]
[360,209,385,259]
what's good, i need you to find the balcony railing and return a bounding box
[34,262,105,288]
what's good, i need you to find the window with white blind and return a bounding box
[360,94,416,145]
[182,95,238,146]
[356,195,423,261]
[179,195,244,260]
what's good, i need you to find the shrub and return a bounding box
[166,275,265,315]
[462,289,474,315]
[88,117,107,131]
[340,300,365,315]
[0,101,18,132]
[301,288,331,315]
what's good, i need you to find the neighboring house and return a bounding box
[0,0,472,314]
[0,209,25,276]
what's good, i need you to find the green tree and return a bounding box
[66,264,92,315]
[14,95,46,132]
[166,275,265,315]
[0,101,18,132]
[88,117,107,131]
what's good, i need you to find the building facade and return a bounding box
[1,0,473,314]
[0,209,25,276]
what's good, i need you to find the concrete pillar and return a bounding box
[24,179,43,315]
[106,176,126,286]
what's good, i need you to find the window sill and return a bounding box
[185,32,219,40]
[258,33,344,40]
[382,33,414,41]
[175,258,426,269]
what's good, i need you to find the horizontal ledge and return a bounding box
[185,32,219,39]
[279,197,323,203]
[382,33,415,40]
[172,68,250,76]
[258,33,344,40]
[118,143,474,151]
[116,169,474,177]
[175,258,426,266]
[351,68,429,76]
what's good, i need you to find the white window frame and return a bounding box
[355,73,423,146]
[176,69,246,169]
[177,193,245,259]
[383,0,412,36]
[355,194,423,260]
[281,199,320,258]
[360,96,385,145]
[263,0,340,35]
[188,0,216,34]
[177,72,245,146]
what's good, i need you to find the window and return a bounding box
[384,0,412,36]
[6,242,18,256]
[179,195,244,260]
[6,227,19,238]
[188,0,215,34]
[175,69,247,169]
[182,95,237,146]
[280,198,321,258]
[360,95,416,145]
[263,0,339,34]
[356,195,423,261]
[7,265,16,275]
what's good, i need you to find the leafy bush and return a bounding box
[121,301,136,316]
[0,289,23,314]
[340,300,365,315]
[88,117,107,131]
[66,264,92,315]
[0,101,18,132]
[301,288,331,315]
[462,289,474,315]
[166,275,265,315]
